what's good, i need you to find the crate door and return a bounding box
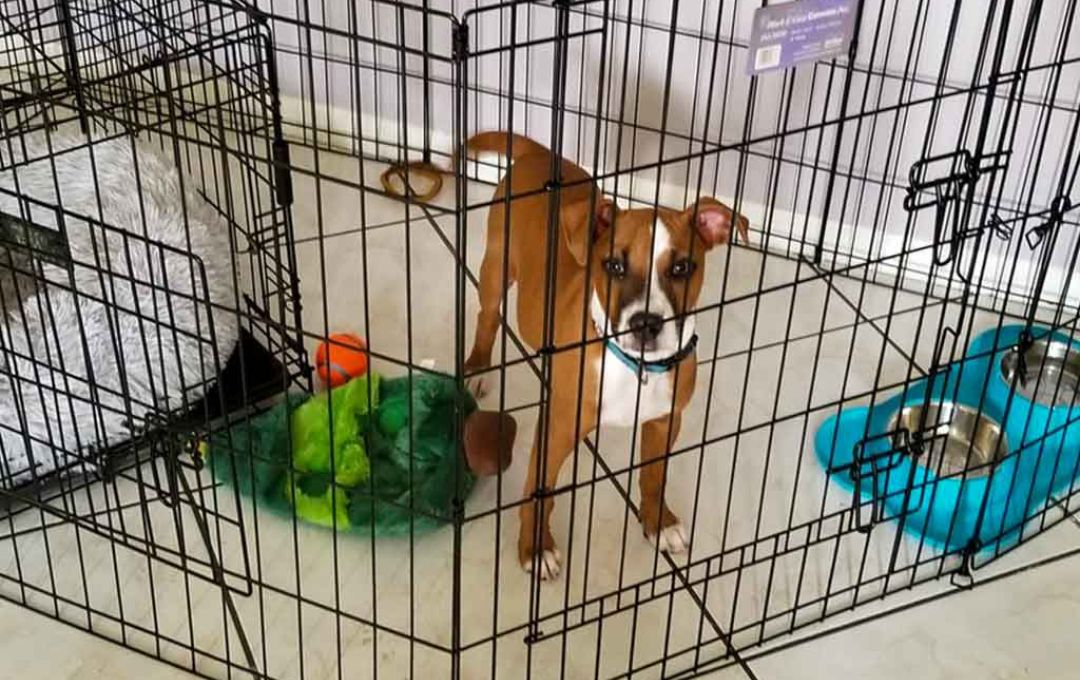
[0,203,256,649]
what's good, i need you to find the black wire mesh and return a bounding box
[0,0,1078,678]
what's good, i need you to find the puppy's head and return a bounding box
[563,196,749,359]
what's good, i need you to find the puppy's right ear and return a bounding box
[561,196,616,267]
[684,197,750,249]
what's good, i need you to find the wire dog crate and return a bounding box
[1,0,1079,678]
[0,0,304,672]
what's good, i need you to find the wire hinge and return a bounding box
[985,213,1014,241]
[272,139,293,207]
[1024,195,1075,250]
[452,24,470,62]
[949,539,980,589]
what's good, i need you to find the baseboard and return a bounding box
[275,94,1079,316]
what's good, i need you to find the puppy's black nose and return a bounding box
[628,312,664,342]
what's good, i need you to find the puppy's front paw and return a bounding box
[521,548,562,580]
[646,522,689,555]
[463,360,491,400]
[465,373,489,400]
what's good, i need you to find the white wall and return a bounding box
[4,0,1077,310]
[264,0,1080,314]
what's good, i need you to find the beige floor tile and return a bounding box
[742,527,1080,680]
[0,599,196,678]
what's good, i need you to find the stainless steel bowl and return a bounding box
[1000,338,1080,407]
[889,402,1008,477]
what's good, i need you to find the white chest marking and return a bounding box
[596,354,674,427]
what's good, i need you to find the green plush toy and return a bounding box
[284,374,379,527]
[205,371,515,536]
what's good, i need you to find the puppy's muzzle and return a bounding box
[628,311,664,346]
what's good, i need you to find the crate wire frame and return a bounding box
[0,0,305,676]
[0,0,1079,679]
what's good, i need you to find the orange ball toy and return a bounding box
[315,332,369,388]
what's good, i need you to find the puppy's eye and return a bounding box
[603,258,627,277]
[669,259,695,279]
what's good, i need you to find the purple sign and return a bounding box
[746,0,858,75]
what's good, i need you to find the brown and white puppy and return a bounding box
[461,132,748,580]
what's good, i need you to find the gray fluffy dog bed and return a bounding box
[0,133,239,488]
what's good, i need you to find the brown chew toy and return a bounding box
[380,161,444,203]
[463,410,517,477]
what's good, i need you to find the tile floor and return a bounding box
[1,142,1078,679]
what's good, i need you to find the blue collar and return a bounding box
[605,333,699,378]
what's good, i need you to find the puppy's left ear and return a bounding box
[684,197,749,249]
[562,195,616,266]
